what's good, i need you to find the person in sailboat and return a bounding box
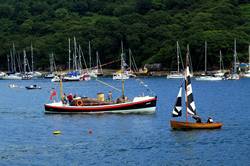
[193,115,202,123]
[207,117,213,123]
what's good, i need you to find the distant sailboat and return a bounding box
[2,43,22,80]
[45,53,57,79]
[167,41,184,79]
[170,45,223,130]
[214,50,225,77]
[113,41,130,80]
[28,43,42,78]
[91,51,103,76]
[243,45,250,78]
[196,41,223,81]
[227,39,240,80]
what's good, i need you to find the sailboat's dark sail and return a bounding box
[172,86,182,117]
[185,66,197,115]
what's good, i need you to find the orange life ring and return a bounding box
[76,100,83,106]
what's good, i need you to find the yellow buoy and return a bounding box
[53,130,61,135]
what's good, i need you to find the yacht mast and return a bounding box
[205,41,207,74]
[68,38,71,71]
[31,43,34,72]
[121,41,125,98]
[248,45,250,71]
[177,41,180,73]
[234,39,237,74]
[89,41,91,70]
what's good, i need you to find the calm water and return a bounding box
[0,77,250,165]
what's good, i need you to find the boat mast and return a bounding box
[23,49,26,74]
[60,76,63,102]
[121,41,125,98]
[68,38,71,71]
[12,43,16,73]
[205,41,207,74]
[31,43,34,72]
[78,44,82,71]
[96,51,99,72]
[7,54,10,72]
[219,50,222,72]
[185,44,189,123]
[177,41,180,73]
[74,37,77,71]
[89,41,91,70]
[248,45,250,71]
[234,39,237,74]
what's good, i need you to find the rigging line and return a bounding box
[98,59,121,68]
[135,78,156,96]
[95,78,121,92]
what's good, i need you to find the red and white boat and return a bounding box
[44,96,157,114]
[45,43,157,114]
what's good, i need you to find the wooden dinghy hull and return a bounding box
[170,120,223,130]
[44,96,157,114]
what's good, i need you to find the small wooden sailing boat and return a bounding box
[170,45,223,130]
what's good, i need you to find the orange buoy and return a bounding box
[76,100,84,106]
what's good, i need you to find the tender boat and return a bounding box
[25,85,41,90]
[170,45,223,130]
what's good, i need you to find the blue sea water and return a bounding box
[0,77,250,165]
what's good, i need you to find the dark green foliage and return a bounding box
[0,0,250,71]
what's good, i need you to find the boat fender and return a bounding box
[76,100,84,106]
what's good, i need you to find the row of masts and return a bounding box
[174,39,242,75]
[67,37,103,74]
[7,43,35,74]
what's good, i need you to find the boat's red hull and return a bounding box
[44,97,157,114]
[170,120,223,130]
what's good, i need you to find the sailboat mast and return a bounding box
[89,41,91,70]
[74,37,77,71]
[234,39,237,74]
[7,54,10,72]
[96,51,98,72]
[49,53,53,73]
[205,41,207,74]
[219,50,222,72]
[121,41,125,98]
[177,41,180,73]
[31,43,34,72]
[248,45,250,71]
[68,38,71,71]
[185,45,189,123]
[12,43,16,73]
[23,49,26,73]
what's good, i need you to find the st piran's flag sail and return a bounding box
[172,86,182,117]
[185,65,197,116]
[172,48,197,118]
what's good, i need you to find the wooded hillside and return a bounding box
[0,0,250,71]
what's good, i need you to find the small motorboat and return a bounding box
[9,84,19,88]
[25,85,41,90]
